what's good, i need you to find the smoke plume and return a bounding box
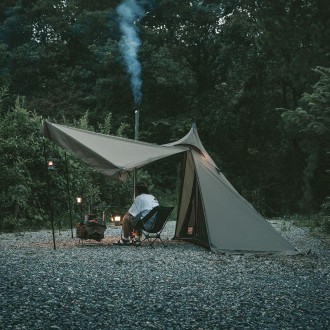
[117,0,146,105]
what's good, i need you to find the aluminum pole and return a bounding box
[42,137,56,250]
[65,153,74,239]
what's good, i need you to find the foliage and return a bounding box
[0,1,330,233]
[0,98,133,232]
[0,96,46,231]
[281,66,330,213]
[317,201,330,234]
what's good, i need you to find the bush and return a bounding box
[0,216,27,233]
[318,200,330,234]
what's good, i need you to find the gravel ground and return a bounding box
[0,220,329,330]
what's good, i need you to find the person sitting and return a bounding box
[115,181,159,246]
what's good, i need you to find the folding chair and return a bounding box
[136,206,174,247]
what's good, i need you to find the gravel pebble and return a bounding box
[0,220,329,330]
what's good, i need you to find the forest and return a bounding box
[0,0,329,233]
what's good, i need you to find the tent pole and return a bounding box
[43,137,56,250]
[65,153,74,239]
[133,171,136,200]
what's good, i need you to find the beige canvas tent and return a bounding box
[42,121,298,254]
[165,125,297,254]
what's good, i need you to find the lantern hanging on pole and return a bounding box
[47,160,55,170]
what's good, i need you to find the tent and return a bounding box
[165,125,297,254]
[42,121,298,254]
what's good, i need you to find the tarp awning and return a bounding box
[42,121,187,180]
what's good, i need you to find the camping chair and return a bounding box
[135,206,174,247]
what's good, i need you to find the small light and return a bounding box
[114,215,121,226]
[187,226,194,235]
[76,197,82,204]
[47,160,55,170]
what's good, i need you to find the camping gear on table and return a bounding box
[76,223,106,242]
[76,214,106,243]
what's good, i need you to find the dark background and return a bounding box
[0,0,329,231]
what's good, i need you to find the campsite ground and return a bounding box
[0,220,329,330]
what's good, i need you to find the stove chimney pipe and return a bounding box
[135,109,139,141]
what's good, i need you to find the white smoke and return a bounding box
[117,0,146,105]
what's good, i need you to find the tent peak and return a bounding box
[164,124,205,154]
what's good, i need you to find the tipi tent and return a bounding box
[165,125,297,254]
[42,121,298,254]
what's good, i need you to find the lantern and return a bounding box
[114,215,121,226]
[47,160,55,170]
[76,197,83,223]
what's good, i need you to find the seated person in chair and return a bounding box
[115,181,159,246]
